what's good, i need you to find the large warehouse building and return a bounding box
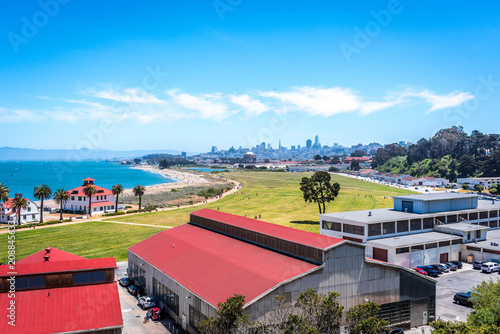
[128,208,436,334]
[320,193,498,266]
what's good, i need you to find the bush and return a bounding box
[126,209,138,214]
[103,211,126,217]
[171,188,179,192]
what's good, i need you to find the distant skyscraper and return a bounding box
[306,139,312,149]
[279,139,282,150]
[291,145,296,151]
[267,143,272,150]
[181,152,187,158]
[211,146,218,153]
[261,142,266,151]
[314,135,319,146]
[297,145,301,150]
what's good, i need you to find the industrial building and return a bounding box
[0,247,123,334]
[128,208,436,333]
[320,193,499,266]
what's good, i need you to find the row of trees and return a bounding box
[0,182,147,224]
[199,288,389,334]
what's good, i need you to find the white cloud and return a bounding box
[400,90,475,113]
[167,89,235,121]
[0,108,45,123]
[230,94,270,117]
[82,86,165,104]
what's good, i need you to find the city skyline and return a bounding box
[2,1,500,152]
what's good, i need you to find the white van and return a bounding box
[481,262,500,273]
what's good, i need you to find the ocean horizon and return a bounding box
[0,161,175,201]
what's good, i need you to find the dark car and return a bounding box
[127,284,144,296]
[454,293,473,307]
[418,266,440,277]
[429,264,445,274]
[450,260,463,269]
[119,277,133,287]
[473,261,485,269]
[389,329,405,334]
[444,262,458,271]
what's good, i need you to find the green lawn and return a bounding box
[0,172,416,261]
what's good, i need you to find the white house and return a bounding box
[0,194,40,224]
[458,177,500,187]
[401,176,448,187]
[63,178,115,214]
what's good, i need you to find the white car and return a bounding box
[138,296,156,309]
[481,262,500,273]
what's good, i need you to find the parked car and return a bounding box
[437,263,451,272]
[473,261,485,269]
[418,266,440,277]
[413,268,428,276]
[481,262,500,273]
[119,277,133,287]
[389,329,405,334]
[430,264,447,273]
[443,262,457,271]
[138,296,156,309]
[449,260,463,269]
[454,292,473,307]
[491,259,500,264]
[127,284,144,296]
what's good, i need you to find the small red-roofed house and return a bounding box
[0,193,40,225]
[63,178,116,214]
[0,247,122,334]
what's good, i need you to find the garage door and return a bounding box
[373,247,388,262]
[440,253,448,263]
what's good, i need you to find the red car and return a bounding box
[413,268,428,276]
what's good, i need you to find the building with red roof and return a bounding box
[0,247,122,334]
[63,178,116,214]
[0,193,40,225]
[128,209,436,333]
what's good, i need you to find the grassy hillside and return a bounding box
[0,172,416,261]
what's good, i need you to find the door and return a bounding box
[373,248,388,262]
[440,253,448,263]
[181,313,187,330]
[423,310,428,324]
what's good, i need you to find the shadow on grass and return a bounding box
[289,220,319,225]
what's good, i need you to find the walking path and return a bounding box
[0,178,241,234]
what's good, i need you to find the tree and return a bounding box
[329,166,340,172]
[300,171,341,214]
[112,184,124,213]
[350,160,360,171]
[351,150,367,157]
[314,154,322,161]
[159,159,170,169]
[133,185,145,210]
[489,183,499,195]
[199,294,251,334]
[292,288,343,333]
[53,188,70,222]
[33,184,52,225]
[134,158,142,165]
[345,301,389,334]
[462,184,469,190]
[83,184,97,216]
[0,183,10,203]
[12,194,28,225]
[458,155,478,178]
[329,156,341,164]
[475,184,484,192]
[483,151,500,177]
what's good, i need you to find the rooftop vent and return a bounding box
[45,247,51,253]
[368,211,372,216]
[491,242,499,246]
[43,255,50,262]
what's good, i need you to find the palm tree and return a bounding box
[0,183,10,203]
[112,184,124,213]
[33,184,52,224]
[12,194,28,225]
[53,188,70,222]
[133,185,145,211]
[82,184,97,216]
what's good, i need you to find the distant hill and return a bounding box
[0,147,197,161]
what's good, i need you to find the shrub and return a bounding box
[103,211,126,217]
[171,188,179,192]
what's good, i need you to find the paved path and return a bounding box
[108,221,173,228]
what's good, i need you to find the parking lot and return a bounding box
[434,262,500,322]
[116,262,186,334]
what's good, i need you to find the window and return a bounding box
[491,220,499,228]
[447,215,457,223]
[480,221,489,226]
[397,221,408,233]
[368,223,381,236]
[90,271,105,282]
[343,224,364,236]
[396,247,409,254]
[423,218,434,229]
[459,213,468,221]
[491,211,498,218]
[152,277,179,316]
[410,219,422,231]
[78,197,82,201]
[439,241,450,247]
[411,245,424,251]
[466,246,481,252]
[469,212,478,220]
[383,222,395,234]
[426,243,437,249]
[130,262,146,287]
[71,196,75,201]
[15,276,45,289]
[476,230,482,239]
[322,221,341,231]
[189,305,207,332]
[28,207,31,212]
[435,216,446,224]
[480,211,489,219]
[452,239,462,245]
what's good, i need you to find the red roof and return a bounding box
[67,185,113,196]
[17,248,85,264]
[191,208,344,250]
[129,224,320,307]
[423,177,438,180]
[83,177,95,181]
[1,197,32,209]
[0,257,117,277]
[90,201,115,208]
[403,176,418,181]
[0,283,122,334]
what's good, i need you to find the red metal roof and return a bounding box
[0,257,117,277]
[67,184,113,196]
[17,248,85,264]
[83,177,95,181]
[0,283,123,334]
[190,208,344,250]
[90,201,115,208]
[129,224,320,308]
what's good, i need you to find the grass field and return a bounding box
[0,172,416,261]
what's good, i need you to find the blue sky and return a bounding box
[1,1,499,152]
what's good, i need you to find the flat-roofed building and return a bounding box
[321,193,500,266]
[458,177,500,187]
[128,209,436,333]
